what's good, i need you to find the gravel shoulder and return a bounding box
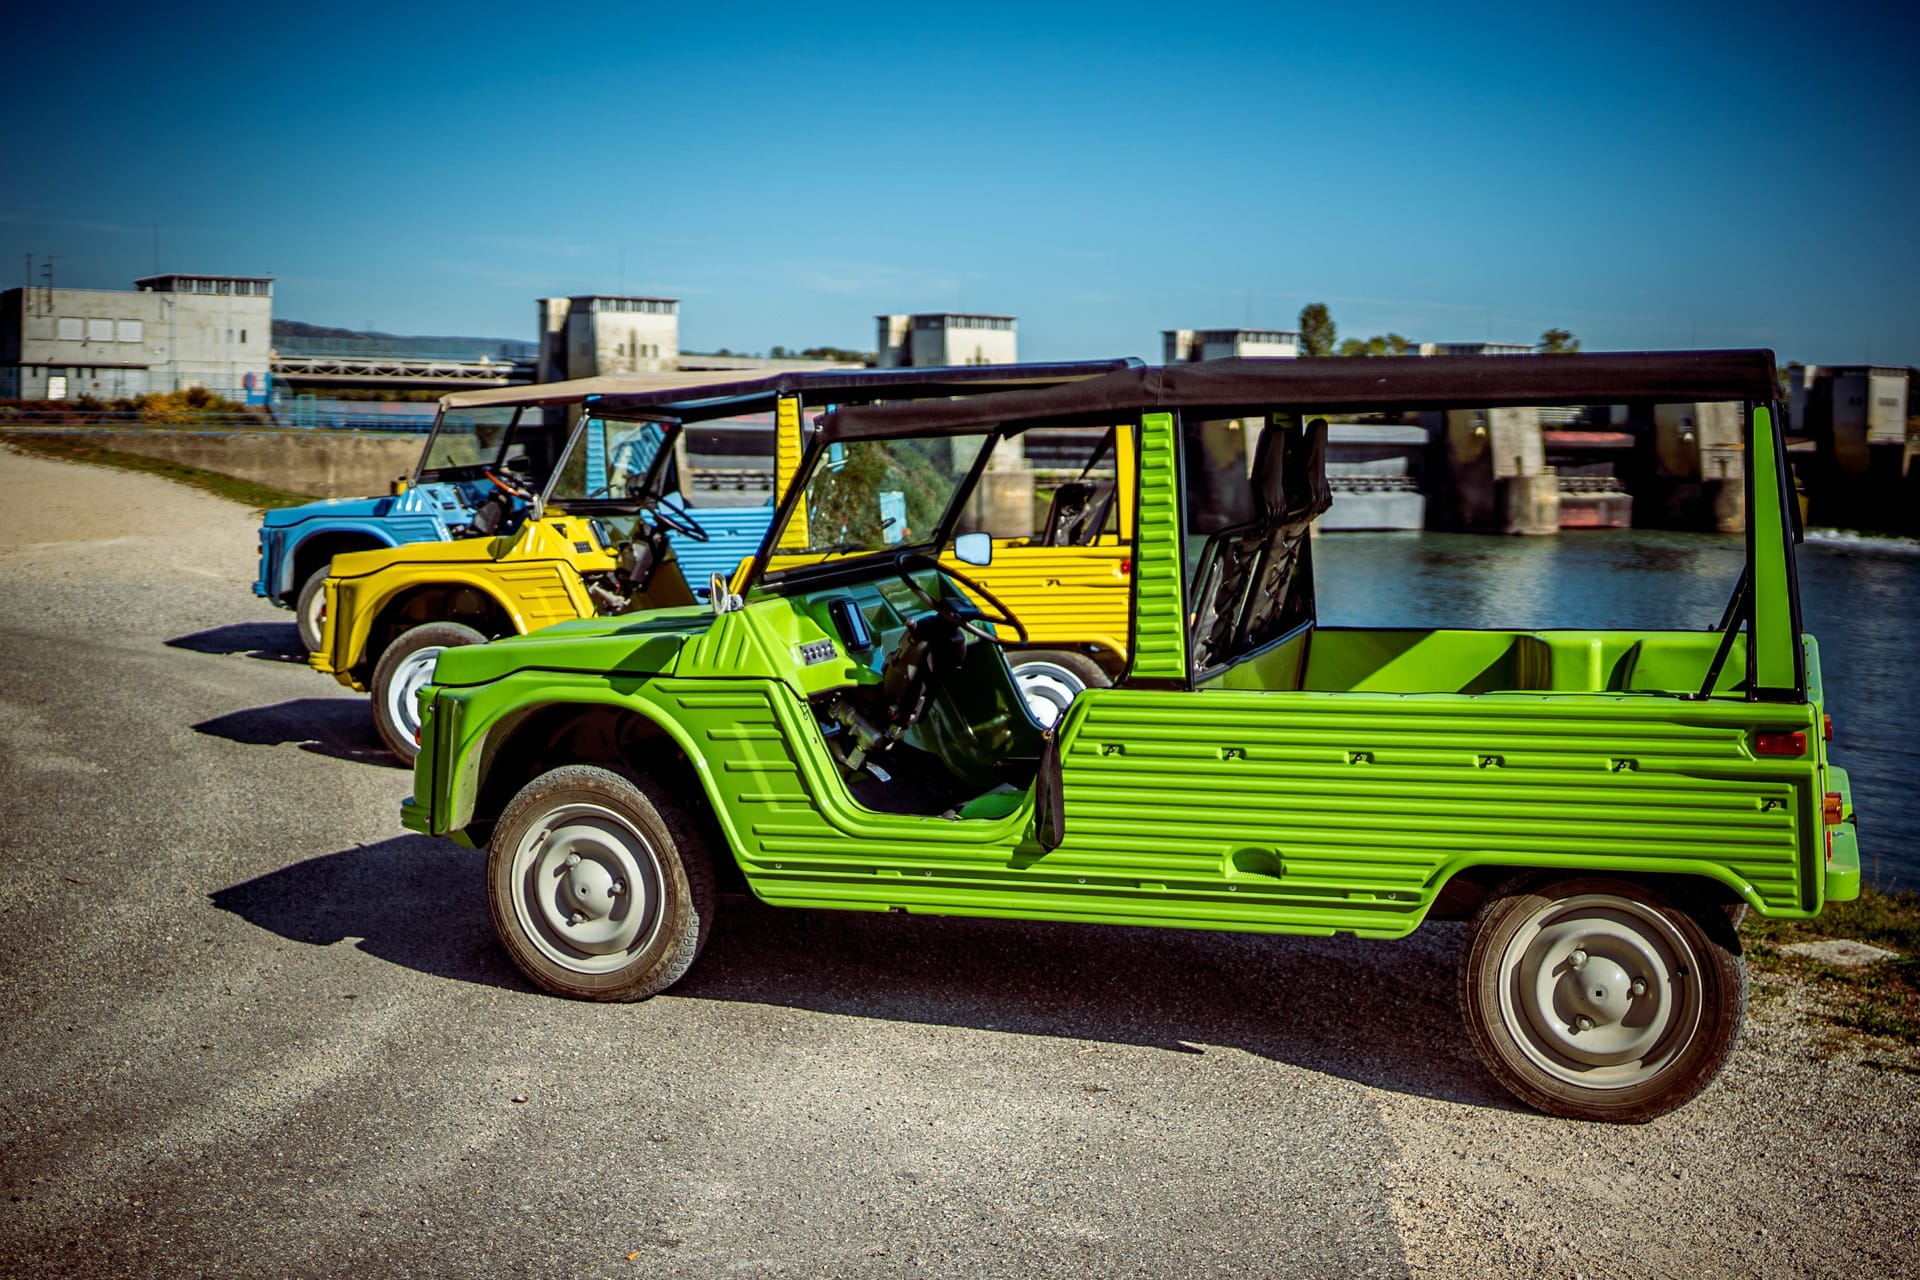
[1,444,1915,1279]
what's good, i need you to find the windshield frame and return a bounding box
[537,411,685,516]
[410,402,542,484]
[749,425,1003,589]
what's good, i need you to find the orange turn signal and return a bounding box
[1823,792,1844,824]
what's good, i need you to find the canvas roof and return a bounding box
[821,350,1782,441]
[438,371,746,411]
[583,360,1141,419]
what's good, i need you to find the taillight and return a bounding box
[1823,714,1834,741]
[1119,558,1132,576]
[1755,731,1807,757]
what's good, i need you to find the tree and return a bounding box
[1299,303,1336,357]
[801,345,877,365]
[1338,332,1414,358]
[1538,328,1580,354]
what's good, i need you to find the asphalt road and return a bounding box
[1,446,1915,1279]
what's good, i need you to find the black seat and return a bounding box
[1040,480,1115,546]
[1189,417,1331,672]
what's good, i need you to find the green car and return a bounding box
[403,350,1859,1122]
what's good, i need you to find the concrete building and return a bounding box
[537,295,679,383]
[0,273,273,401]
[1788,363,1914,474]
[876,313,1017,367]
[1163,328,1300,362]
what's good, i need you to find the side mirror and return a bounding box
[952,531,992,567]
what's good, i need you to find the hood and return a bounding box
[431,606,715,687]
[261,495,392,527]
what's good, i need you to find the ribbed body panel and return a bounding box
[1057,692,1819,921]
[957,544,1130,653]
[488,563,589,630]
[417,675,1821,934]
[1128,412,1185,679]
[666,507,772,592]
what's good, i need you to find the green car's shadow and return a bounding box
[216,837,1504,1109]
[681,895,1504,1109]
[211,835,519,990]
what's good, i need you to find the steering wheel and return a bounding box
[483,468,535,501]
[644,495,709,543]
[892,551,1029,645]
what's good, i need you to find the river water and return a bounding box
[1309,529,1920,890]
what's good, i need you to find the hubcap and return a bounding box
[1496,893,1702,1089]
[510,803,664,973]
[386,646,444,745]
[301,589,326,648]
[1012,660,1087,729]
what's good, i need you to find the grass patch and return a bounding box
[1746,887,1920,1047]
[2,433,311,510]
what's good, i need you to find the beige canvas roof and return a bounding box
[438,371,748,411]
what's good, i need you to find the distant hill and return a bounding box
[272,319,536,361]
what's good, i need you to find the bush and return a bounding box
[0,390,265,426]
[132,387,260,424]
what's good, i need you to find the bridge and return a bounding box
[269,353,537,391]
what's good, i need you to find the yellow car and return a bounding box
[316,362,1137,760]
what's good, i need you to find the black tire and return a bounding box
[1459,875,1745,1123]
[294,564,331,653]
[487,764,716,1001]
[1009,649,1111,729]
[371,621,484,764]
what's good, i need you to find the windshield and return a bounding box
[547,416,675,505]
[416,405,526,477]
[770,433,993,560]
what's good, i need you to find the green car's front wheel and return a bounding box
[487,765,716,1001]
[1460,875,1745,1122]
[371,621,483,764]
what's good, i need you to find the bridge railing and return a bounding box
[0,406,436,433]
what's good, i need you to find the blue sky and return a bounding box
[5,1,1915,366]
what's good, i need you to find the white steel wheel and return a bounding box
[1461,876,1744,1122]
[1010,650,1110,729]
[295,565,330,653]
[370,621,484,763]
[508,803,665,973]
[487,765,715,1001]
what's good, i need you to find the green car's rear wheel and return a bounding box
[487,765,715,1001]
[1460,875,1744,1123]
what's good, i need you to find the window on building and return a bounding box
[87,319,114,342]
[117,319,144,343]
[239,328,246,344]
[47,374,68,400]
[57,318,84,341]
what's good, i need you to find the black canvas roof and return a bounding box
[821,350,1781,441]
[585,359,1140,421]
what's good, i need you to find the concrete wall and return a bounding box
[54,429,422,498]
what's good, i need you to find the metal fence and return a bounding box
[0,406,435,434]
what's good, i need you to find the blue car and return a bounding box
[254,376,728,649]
